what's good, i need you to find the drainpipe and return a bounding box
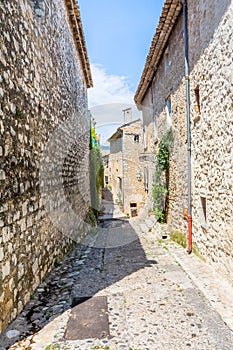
[181,0,192,254]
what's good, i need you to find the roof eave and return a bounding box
[134,0,182,107]
[64,0,93,88]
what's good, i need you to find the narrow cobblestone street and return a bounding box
[1,218,233,350]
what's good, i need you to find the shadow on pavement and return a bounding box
[1,219,157,349]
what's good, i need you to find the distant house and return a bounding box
[102,153,110,187]
[107,119,147,217]
[135,0,233,280]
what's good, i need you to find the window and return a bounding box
[130,203,138,217]
[194,86,201,113]
[119,178,122,191]
[166,96,172,127]
[134,134,139,142]
[201,196,207,222]
[164,47,170,75]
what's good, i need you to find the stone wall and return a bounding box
[188,0,233,281]
[121,120,145,216]
[139,0,233,282]
[141,13,188,232]
[0,0,91,332]
[140,91,156,214]
[109,136,123,203]
[108,120,146,216]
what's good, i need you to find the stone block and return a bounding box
[145,218,155,229]
[2,261,11,279]
[0,247,4,261]
[140,223,150,233]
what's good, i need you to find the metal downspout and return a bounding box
[181,0,192,254]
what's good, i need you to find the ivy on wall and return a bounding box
[152,128,173,222]
[89,121,104,219]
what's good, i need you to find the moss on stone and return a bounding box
[170,230,187,248]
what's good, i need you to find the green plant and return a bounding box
[54,258,60,268]
[170,230,187,248]
[152,128,173,223]
[192,242,206,261]
[45,345,60,350]
[157,141,170,171]
[15,107,26,120]
[89,122,104,218]
[85,206,97,226]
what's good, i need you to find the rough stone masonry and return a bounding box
[0,0,92,333]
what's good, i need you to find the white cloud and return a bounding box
[87,63,142,145]
[88,63,135,107]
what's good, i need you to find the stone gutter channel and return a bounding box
[0,216,233,350]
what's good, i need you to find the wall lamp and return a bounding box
[136,172,142,182]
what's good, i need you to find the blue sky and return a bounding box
[78,0,165,141]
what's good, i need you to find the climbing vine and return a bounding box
[152,128,173,223]
[89,120,104,219]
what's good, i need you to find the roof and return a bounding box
[64,0,93,88]
[134,0,182,107]
[108,130,122,142]
[108,118,142,142]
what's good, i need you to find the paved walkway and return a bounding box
[99,199,127,220]
[1,218,233,350]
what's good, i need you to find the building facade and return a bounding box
[108,119,147,217]
[0,0,92,332]
[135,0,233,281]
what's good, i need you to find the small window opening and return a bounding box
[105,176,108,185]
[134,134,139,142]
[130,203,137,208]
[194,86,201,113]
[130,203,137,217]
[201,196,207,222]
[164,47,169,74]
[165,96,172,127]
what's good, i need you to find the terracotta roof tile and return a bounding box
[134,0,182,106]
[64,0,93,88]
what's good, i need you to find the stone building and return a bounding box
[0,0,92,332]
[108,119,147,217]
[102,153,110,187]
[135,0,233,281]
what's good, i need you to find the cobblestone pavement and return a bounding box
[1,218,233,350]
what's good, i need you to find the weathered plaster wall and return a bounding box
[188,0,233,280]
[0,0,90,332]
